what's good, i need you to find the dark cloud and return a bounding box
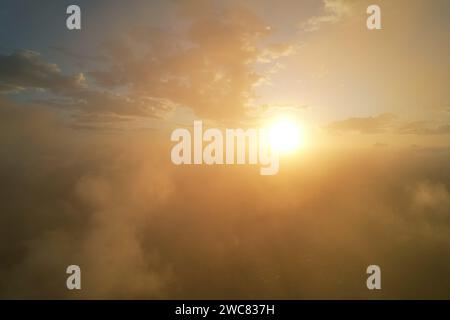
[0,50,85,94]
[0,50,176,121]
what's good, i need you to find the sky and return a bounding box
[0,0,450,299]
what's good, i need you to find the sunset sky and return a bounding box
[0,0,449,299]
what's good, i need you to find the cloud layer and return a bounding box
[1,101,450,299]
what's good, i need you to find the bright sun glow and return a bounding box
[268,117,303,153]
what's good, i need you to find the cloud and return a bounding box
[88,4,290,122]
[1,3,294,124]
[326,114,450,136]
[66,90,177,119]
[325,113,397,134]
[0,99,175,298]
[0,50,85,94]
[1,0,450,299]
[301,0,357,32]
[398,121,450,135]
[0,83,22,94]
[411,181,450,213]
[257,43,298,63]
[1,100,450,298]
[0,50,177,121]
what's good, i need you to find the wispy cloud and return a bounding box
[325,113,397,134]
[301,0,357,32]
[326,114,450,136]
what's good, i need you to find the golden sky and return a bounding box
[1,0,449,147]
[0,0,449,299]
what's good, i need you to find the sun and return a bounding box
[267,117,303,153]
